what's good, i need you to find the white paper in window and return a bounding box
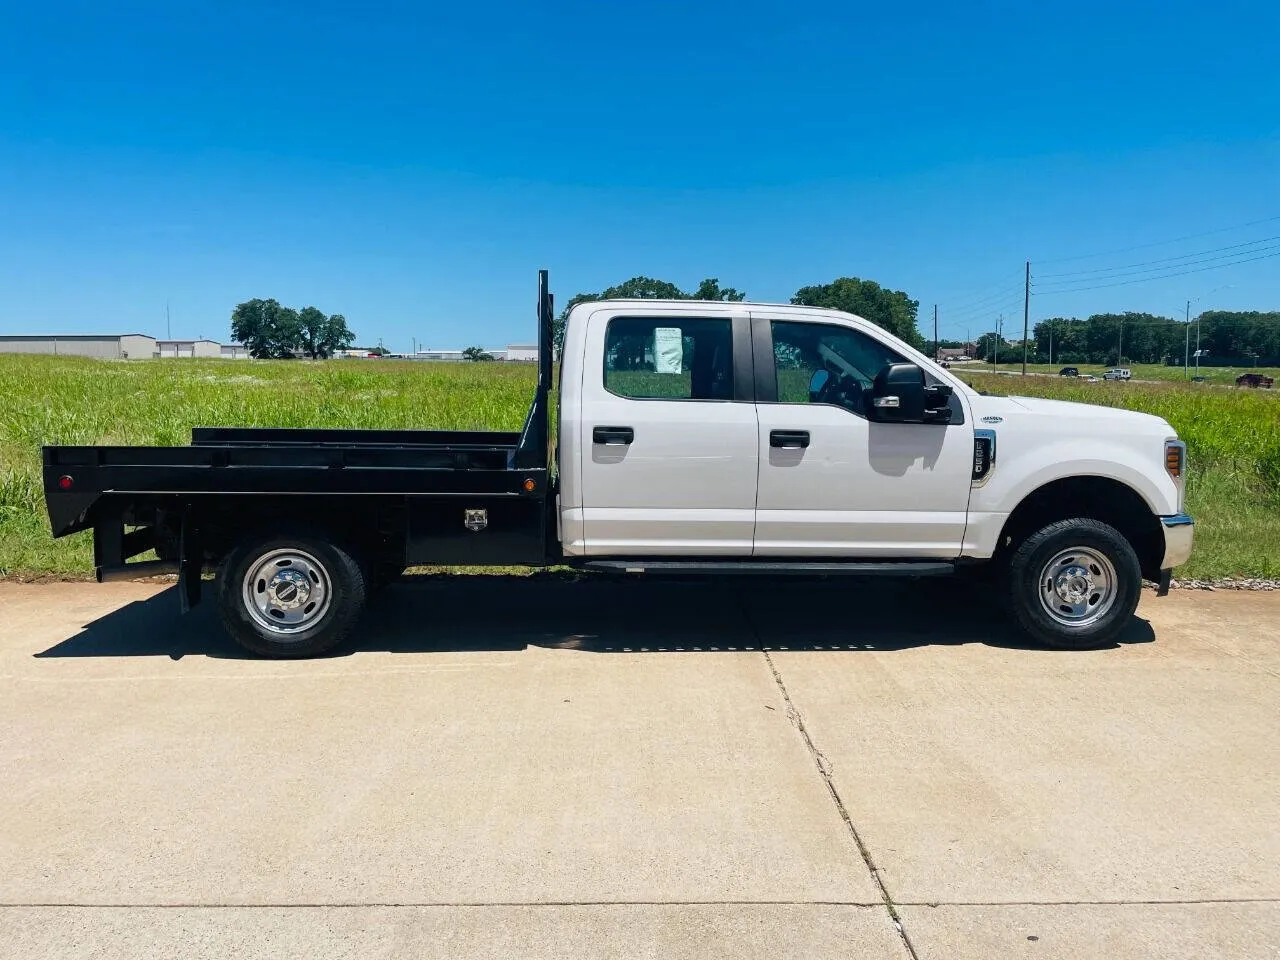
[654,327,683,374]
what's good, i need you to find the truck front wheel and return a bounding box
[216,534,367,658]
[1006,518,1142,649]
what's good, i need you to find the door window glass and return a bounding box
[604,317,734,400]
[771,320,905,415]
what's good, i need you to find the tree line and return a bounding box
[969,311,1280,367]
[554,276,924,351]
[230,299,356,359]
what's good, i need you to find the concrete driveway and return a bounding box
[1,577,1277,959]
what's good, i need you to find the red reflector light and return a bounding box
[523,478,536,492]
[58,475,74,490]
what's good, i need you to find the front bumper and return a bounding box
[1155,514,1194,596]
[1161,513,1195,569]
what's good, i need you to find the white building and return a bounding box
[0,334,158,359]
[0,334,251,359]
[158,339,223,358]
[504,343,539,362]
[410,344,539,362]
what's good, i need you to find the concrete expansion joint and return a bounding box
[758,648,921,960]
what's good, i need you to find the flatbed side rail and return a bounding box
[190,427,522,449]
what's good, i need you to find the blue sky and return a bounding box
[1,0,1277,349]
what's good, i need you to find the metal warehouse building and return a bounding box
[0,334,158,359]
[157,339,222,358]
[0,335,250,359]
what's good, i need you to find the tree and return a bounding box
[554,275,749,350]
[231,298,302,359]
[974,331,1012,361]
[790,278,925,350]
[462,345,496,362]
[297,307,329,360]
[231,299,355,359]
[321,312,354,358]
[692,278,746,302]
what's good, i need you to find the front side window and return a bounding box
[771,320,905,415]
[604,317,734,400]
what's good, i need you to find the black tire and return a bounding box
[1005,518,1142,650]
[216,533,367,658]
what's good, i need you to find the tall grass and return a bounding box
[2,355,1277,579]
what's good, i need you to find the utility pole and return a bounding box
[1184,300,1190,379]
[1195,318,1201,378]
[1118,318,1124,367]
[1021,260,1030,375]
[1048,323,1054,367]
[933,304,938,362]
[995,314,1002,367]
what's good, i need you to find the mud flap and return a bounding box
[178,512,203,613]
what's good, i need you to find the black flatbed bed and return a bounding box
[41,271,557,588]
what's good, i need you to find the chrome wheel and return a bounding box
[241,548,332,635]
[1038,547,1117,627]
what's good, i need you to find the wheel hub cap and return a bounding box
[241,549,332,636]
[1053,565,1093,604]
[1038,547,1117,628]
[267,568,311,609]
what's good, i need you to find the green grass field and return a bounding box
[2,354,1277,580]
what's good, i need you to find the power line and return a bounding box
[938,280,1026,313]
[1036,241,1280,289]
[1035,248,1280,295]
[1036,213,1280,265]
[1037,234,1280,279]
[942,294,1027,325]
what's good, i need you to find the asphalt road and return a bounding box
[2,577,1277,959]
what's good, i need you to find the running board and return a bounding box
[578,560,955,577]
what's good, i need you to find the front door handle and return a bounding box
[770,429,810,449]
[593,426,634,445]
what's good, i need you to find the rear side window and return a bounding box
[604,317,734,400]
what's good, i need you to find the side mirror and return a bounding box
[869,363,926,422]
[808,369,829,400]
[869,363,954,424]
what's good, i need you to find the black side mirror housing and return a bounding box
[869,363,953,424]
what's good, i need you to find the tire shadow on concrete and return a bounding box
[34,574,1155,660]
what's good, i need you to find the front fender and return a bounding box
[964,437,1179,557]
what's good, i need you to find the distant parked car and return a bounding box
[1080,375,1101,382]
[1236,373,1275,389]
[1103,368,1132,381]
[1059,367,1079,377]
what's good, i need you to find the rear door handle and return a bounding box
[593,426,634,445]
[770,430,810,449]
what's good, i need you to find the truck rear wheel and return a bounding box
[1006,518,1141,650]
[217,534,367,658]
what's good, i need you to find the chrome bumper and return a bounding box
[1161,513,1195,569]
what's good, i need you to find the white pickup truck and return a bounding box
[43,272,1193,657]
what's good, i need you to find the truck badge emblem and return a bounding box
[464,509,488,532]
[980,416,1003,424]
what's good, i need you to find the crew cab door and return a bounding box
[572,310,758,555]
[751,313,974,557]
